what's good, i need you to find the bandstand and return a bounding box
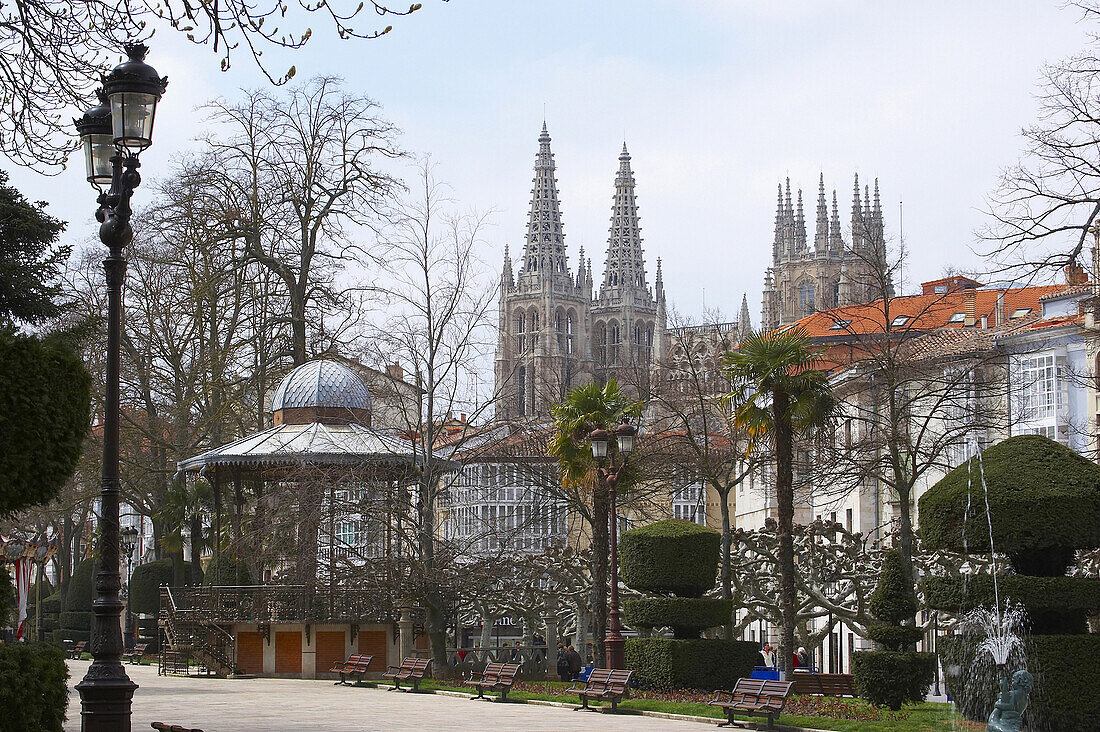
[171,359,444,679]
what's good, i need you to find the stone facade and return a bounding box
[761,173,890,330]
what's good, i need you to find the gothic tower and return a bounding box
[495,123,593,420]
[760,173,891,330]
[591,143,664,388]
[495,130,665,420]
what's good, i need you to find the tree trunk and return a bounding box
[573,604,589,664]
[718,484,734,640]
[896,484,916,588]
[774,391,796,678]
[591,481,610,666]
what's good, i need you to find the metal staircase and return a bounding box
[159,586,240,677]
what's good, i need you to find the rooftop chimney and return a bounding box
[386,362,404,381]
[995,291,1005,326]
[964,289,977,327]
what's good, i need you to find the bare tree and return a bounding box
[365,159,496,674]
[200,77,402,365]
[0,0,435,170]
[983,2,1100,277]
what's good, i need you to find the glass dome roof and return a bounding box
[270,360,372,414]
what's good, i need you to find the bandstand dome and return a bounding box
[270,359,372,426]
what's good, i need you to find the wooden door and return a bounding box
[236,631,263,675]
[275,631,302,674]
[358,630,387,671]
[315,630,346,675]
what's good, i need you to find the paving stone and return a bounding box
[65,660,709,731]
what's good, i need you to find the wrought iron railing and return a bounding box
[164,584,399,625]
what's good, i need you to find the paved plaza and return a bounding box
[64,660,710,731]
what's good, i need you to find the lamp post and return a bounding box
[73,42,167,732]
[120,526,139,647]
[587,421,636,670]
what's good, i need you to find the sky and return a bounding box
[6,0,1094,325]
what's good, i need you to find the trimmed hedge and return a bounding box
[0,643,69,732]
[64,559,95,612]
[941,634,1100,732]
[623,598,734,639]
[918,435,1100,556]
[130,559,195,615]
[922,574,1100,634]
[202,555,252,586]
[0,331,92,514]
[620,520,720,597]
[625,637,759,691]
[0,567,12,627]
[866,624,922,651]
[58,611,90,632]
[851,651,935,711]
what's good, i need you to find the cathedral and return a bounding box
[760,174,890,330]
[494,123,666,420]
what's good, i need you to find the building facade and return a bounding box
[761,174,890,331]
[494,125,667,420]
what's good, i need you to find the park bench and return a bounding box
[330,654,375,686]
[708,678,793,730]
[567,668,634,712]
[123,643,149,665]
[467,661,521,701]
[150,724,204,732]
[67,641,86,659]
[790,671,856,697]
[382,657,432,692]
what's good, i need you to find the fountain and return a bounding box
[919,435,1100,731]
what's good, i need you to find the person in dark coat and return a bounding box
[555,643,571,682]
[566,644,583,680]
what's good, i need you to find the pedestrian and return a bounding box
[566,644,582,681]
[556,642,571,682]
[797,647,809,669]
[756,647,767,669]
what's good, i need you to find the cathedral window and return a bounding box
[515,311,525,334]
[566,312,575,356]
[517,367,527,417]
[799,283,816,315]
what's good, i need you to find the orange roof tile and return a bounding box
[785,285,1065,340]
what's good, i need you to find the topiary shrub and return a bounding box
[621,520,751,687]
[0,331,91,515]
[57,559,95,644]
[0,567,12,628]
[920,435,1100,731]
[0,643,69,732]
[623,598,734,639]
[852,551,933,709]
[621,519,719,597]
[64,559,95,612]
[202,555,252,586]
[851,651,935,711]
[129,558,194,615]
[625,637,759,691]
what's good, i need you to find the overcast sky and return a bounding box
[6,0,1093,325]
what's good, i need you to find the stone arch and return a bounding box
[594,320,608,367]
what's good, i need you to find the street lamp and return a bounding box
[120,526,139,647]
[587,421,636,670]
[73,42,167,732]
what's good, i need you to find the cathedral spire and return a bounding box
[872,178,882,220]
[738,293,752,340]
[829,189,843,254]
[518,122,568,285]
[814,173,828,257]
[656,256,666,305]
[793,188,806,259]
[502,243,514,290]
[600,142,649,303]
[577,245,586,287]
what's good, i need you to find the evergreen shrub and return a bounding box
[129,559,194,615]
[623,598,734,639]
[852,550,932,708]
[625,637,758,691]
[620,519,719,597]
[201,555,252,586]
[850,651,935,711]
[0,643,68,732]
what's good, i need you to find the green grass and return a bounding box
[358,679,967,731]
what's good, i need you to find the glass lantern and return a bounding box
[101,42,167,155]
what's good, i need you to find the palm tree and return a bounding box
[549,379,641,664]
[724,328,836,676]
